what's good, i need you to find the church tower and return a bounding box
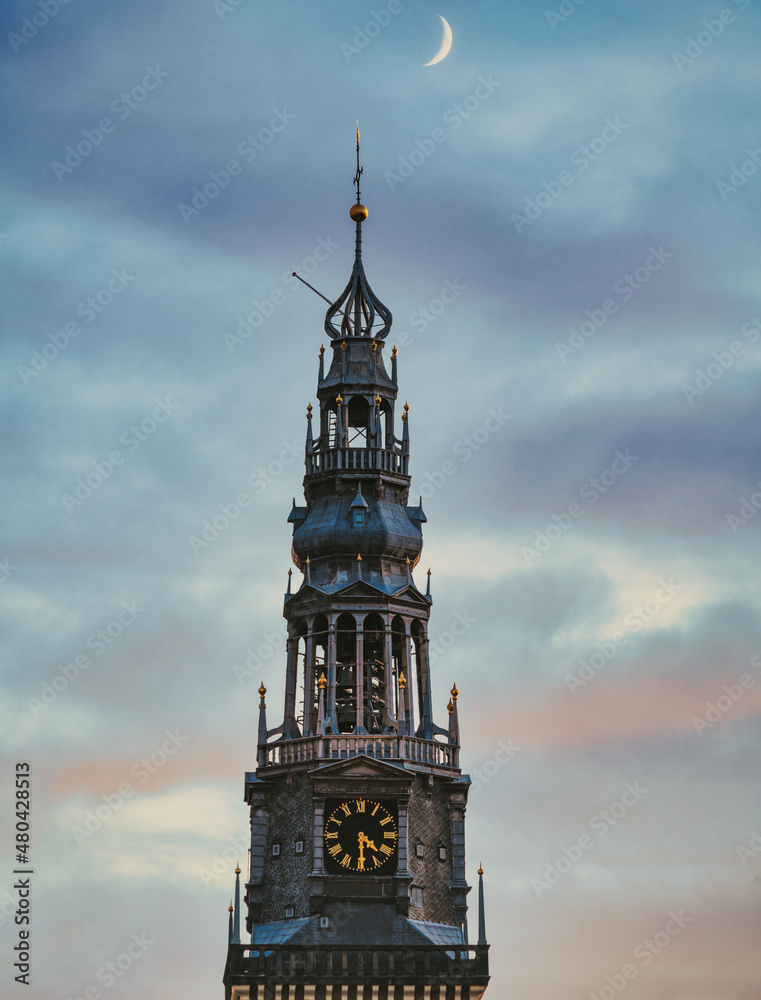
[223,137,490,1000]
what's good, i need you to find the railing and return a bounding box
[224,942,489,988]
[306,447,409,477]
[264,733,459,770]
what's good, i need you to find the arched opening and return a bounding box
[302,615,328,735]
[347,396,369,448]
[335,612,357,732]
[411,619,427,727]
[379,400,393,449]
[391,615,407,726]
[363,612,386,733]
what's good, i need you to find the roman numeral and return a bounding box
[328,845,342,857]
[384,831,397,840]
[341,803,351,816]
[373,856,383,867]
[380,844,393,856]
[326,831,338,840]
[355,799,366,813]
[380,816,392,826]
[340,854,352,867]
[371,804,380,816]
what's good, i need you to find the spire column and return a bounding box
[355,624,367,733]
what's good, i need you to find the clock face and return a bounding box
[323,798,398,874]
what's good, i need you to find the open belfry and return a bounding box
[223,136,490,1000]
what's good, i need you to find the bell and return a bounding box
[338,667,355,686]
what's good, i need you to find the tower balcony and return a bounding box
[260,733,459,773]
[306,447,408,478]
[223,942,489,999]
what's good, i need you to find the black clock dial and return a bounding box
[323,798,398,874]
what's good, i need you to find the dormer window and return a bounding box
[353,509,365,526]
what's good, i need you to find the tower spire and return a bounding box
[323,124,392,340]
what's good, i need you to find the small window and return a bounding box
[437,844,447,862]
[320,916,332,929]
[415,841,425,858]
[411,887,424,907]
[295,839,304,854]
[272,843,281,857]
[353,509,364,526]
[285,905,295,918]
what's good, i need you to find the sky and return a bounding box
[1,0,760,997]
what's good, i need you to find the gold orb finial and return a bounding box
[375,394,382,406]
[228,901,234,912]
[392,346,398,358]
[350,203,368,222]
[399,671,407,690]
[318,671,327,690]
[404,402,410,413]
[478,863,484,876]
[336,393,343,404]
[258,682,266,699]
[319,344,325,359]
[307,403,312,415]
[447,698,453,714]
[235,866,241,875]
[451,683,459,701]
[357,552,362,561]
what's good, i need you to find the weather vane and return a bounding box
[353,118,363,205]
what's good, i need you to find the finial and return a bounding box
[357,552,362,561]
[228,901,234,912]
[336,393,343,403]
[306,403,312,416]
[235,866,241,875]
[370,340,377,351]
[406,556,410,565]
[258,682,266,699]
[341,340,346,352]
[478,863,484,876]
[427,568,431,577]
[319,344,324,359]
[451,683,459,701]
[318,671,327,690]
[375,394,382,406]
[399,671,407,690]
[349,118,368,222]
[404,402,410,413]
[306,556,311,564]
[392,346,398,358]
[447,698,453,714]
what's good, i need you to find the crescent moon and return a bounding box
[424,15,453,66]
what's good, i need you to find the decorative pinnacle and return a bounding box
[404,402,410,413]
[392,346,398,358]
[427,568,431,576]
[229,901,234,912]
[306,403,312,415]
[375,394,382,406]
[451,683,459,701]
[306,555,311,564]
[406,556,410,565]
[370,340,377,351]
[478,864,484,876]
[235,866,241,875]
[399,671,407,689]
[341,340,347,352]
[447,698,453,714]
[288,568,292,576]
[258,682,266,700]
[318,671,327,690]
[357,552,362,561]
[319,344,324,359]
